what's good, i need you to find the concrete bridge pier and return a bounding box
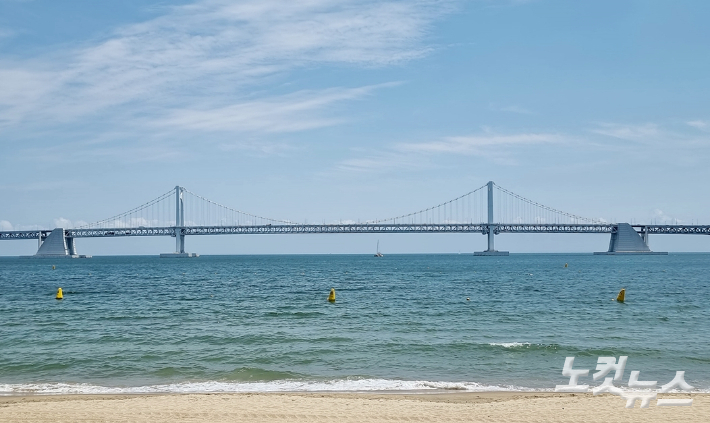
[24,228,89,258]
[66,236,77,256]
[176,231,185,254]
[475,181,509,256]
[594,223,667,255]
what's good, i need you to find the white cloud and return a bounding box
[396,131,563,155]
[586,121,710,162]
[53,217,73,229]
[489,103,533,114]
[0,221,45,231]
[17,140,188,164]
[217,140,294,156]
[687,120,708,130]
[336,151,433,173]
[651,209,682,224]
[156,83,396,133]
[0,28,15,39]
[334,119,710,176]
[0,0,451,131]
[333,130,563,173]
[0,180,78,191]
[590,123,660,141]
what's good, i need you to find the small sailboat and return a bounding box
[374,240,383,257]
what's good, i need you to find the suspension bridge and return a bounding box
[1,182,708,257]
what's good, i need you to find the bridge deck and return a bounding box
[2,224,709,240]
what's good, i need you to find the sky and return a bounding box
[1,0,710,255]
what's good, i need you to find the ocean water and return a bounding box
[0,254,708,395]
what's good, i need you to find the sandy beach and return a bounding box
[0,392,705,422]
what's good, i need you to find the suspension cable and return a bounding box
[372,183,488,223]
[182,189,294,225]
[77,189,175,229]
[493,183,602,224]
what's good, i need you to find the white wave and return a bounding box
[0,379,538,396]
[1,380,707,396]
[489,342,531,348]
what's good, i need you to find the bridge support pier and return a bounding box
[160,186,199,258]
[22,228,90,258]
[594,223,667,255]
[176,232,185,255]
[475,181,509,256]
[66,236,77,256]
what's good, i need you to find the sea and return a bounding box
[0,254,708,395]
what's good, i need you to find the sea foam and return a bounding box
[488,342,531,348]
[0,379,538,396]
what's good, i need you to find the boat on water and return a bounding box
[374,240,383,257]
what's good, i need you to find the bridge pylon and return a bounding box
[474,181,509,256]
[160,186,199,258]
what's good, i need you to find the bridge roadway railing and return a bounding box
[633,225,710,235]
[68,227,176,237]
[0,230,52,240]
[166,223,617,236]
[491,224,613,234]
[181,223,488,235]
[72,223,616,236]
[4,224,710,240]
[0,223,615,239]
[0,227,176,240]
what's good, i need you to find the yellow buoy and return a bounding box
[55,287,63,300]
[564,263,568,268]
[52,265,56,270]
[328,288,336,302]
[616,288,625,303]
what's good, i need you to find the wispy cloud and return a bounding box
[687,120,708,130]
[396,131,563,155]
[590,123,660,141]
[17,140,189,164]
[53,217,73,229]
[0,219,52,231]
[333,129,564,173]
[0,28,15,39]
[651,209,682,225]
[336,152,434,173]
[217,140,295,157]
[588,120,710,155]
[155,83,398,133]
[488,103,534,114]
[0,0,451,134]
[0,180,79,192]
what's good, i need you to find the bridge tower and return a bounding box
[176,185,185,253]
[474,181,509,256]
[160,186,198,258]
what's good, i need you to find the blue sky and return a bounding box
[1,0,710,255]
